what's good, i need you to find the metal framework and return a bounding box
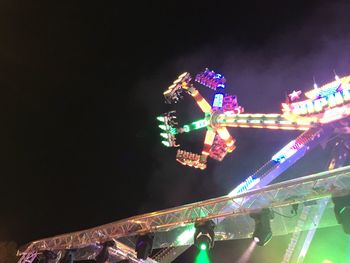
[18,252,38,263]
[17,72,350,263]
[18,165,350,262]
[282,137,350,262]
[18,240,159,263]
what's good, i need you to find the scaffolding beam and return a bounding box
[18,165,350,259]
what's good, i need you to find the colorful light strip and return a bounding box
[228,176,260,197]
[160,69,350,170]
[305,75,350,99]
[186,86,213,113]
[212,93,224,108]
[176,149,207,170]
[176,119,209,134]
[271,139,304,163]
[195,68,226,90]
[284,75,350,118]
[214,113,313,131]
[202,130,216,156]
[216,127,236,152]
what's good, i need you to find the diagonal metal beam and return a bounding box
[18,164,350,256]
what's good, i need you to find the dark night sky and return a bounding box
[1,1,350,262]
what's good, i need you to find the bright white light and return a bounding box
[162,141,170,147]
[271,140,299,163]
[228,177,260,197]
[160,133,168,139]
[254,237,260,243]
[237,239,257,263]
[176,227,195,245]
[159,125,167,130]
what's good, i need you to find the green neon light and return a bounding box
[157,116,165,122]
[193,119,208,129]
[160,133,168,139]
[159,125,167,130]
[195,248,211,263]
[183,125,190,132]
[179,119,207,133]
[200,243,207,251]
[162,141,170,147]
[304,226,350,262]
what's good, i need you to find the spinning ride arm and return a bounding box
[160,71,350,170]
[202,129,216,157]
[182,83,212,114]
[212,112,314,131]
[161,70,349,170]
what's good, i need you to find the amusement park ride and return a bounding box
[18,69,350,263]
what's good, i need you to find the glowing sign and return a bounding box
[290,89,349,116]
[317,84,341,98]
[212,93,224,108]
[222,95,238,111]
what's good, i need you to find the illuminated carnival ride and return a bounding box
[18,69,350,263]
[158,68,350,170]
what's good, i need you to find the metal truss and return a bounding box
[108,241,159,263]
[17,123,349,263]
[18,252,38,263]
[18,240,158,263]
[282,136,350,263]
[19,165,350,260]
[137,125,335,262]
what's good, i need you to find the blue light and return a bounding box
[271,140,302,163]
[317,84,340,98]
[212,93,224,108]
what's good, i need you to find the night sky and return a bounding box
[1,1,350,262]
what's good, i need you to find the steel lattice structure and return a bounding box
[18,165,350,262]
[17,70,350,263]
